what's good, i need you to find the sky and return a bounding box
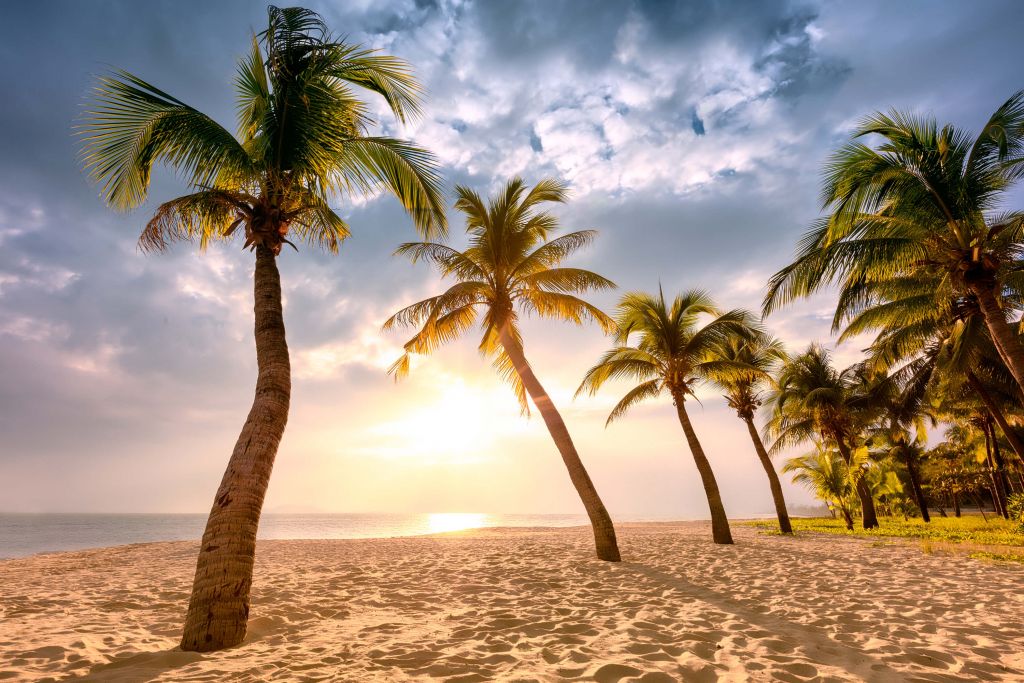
[1,0,1022,517]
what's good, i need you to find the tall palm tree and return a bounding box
[705,330,793,533]
[385,177,622,562]
[764,92,1024,392]
[783,447,857,530]
[577,289,747,545]
[80,7,446,651]
[765,345,882,528]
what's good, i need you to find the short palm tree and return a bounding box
[80,6,446,651]
[764,92,1024,392]
[765,345,881,528]
[706,330,793,533]
[784,447,858,530]
[577,289,747,545]
[385,177,622,562]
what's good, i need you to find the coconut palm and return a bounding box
[80,6,446,651]
[764,92,1024,392]
[765,345,882,528]
[577,289,748,545]
[705,330,793,533]
[784,447,858,530]
[385,177,622,562]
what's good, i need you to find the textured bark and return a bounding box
[498,328,621,562]
[902,449,930,523]
[181,246,291,651]
[742,417,792,533]
[970,281,1024,394]
[835,439,879,529]
[672,392,733,544]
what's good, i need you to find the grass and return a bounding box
[746,515,1024,563]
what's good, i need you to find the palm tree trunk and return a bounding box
[742,417,792,533]
[839,505,854,531]
[835,439,879,529]
[901,449,930,523]
[497,327,621,562]
[969,282,1024,394]
[966,370,1024,465]
[181,246,291,652]
[990,426,1011,519]
[671,391,733,544]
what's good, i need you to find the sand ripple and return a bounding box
[1,523,1022,681]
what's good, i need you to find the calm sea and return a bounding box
[0,512,682,560]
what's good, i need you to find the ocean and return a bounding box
[0,512,684,559]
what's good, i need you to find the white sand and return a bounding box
[1,522,1022,682]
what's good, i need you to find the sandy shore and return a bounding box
[1,522,1022,682]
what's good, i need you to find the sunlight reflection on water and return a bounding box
[426,512,488,534]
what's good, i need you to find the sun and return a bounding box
[368,378,522,462]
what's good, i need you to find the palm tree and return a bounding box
[705,330,793,533]
[385,177,622,562]
[80,7,446,651]
[765,345,882,528]
[783,447,857,530]
[577,289,747,545]
[764,92,1024,392]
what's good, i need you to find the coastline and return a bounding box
[2,522,1022,681]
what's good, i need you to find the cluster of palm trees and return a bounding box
[78,5,1024,654]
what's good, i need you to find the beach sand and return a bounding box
[1,522,1022,682]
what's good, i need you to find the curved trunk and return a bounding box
[672,393,733,544]
[742,417,792,533]
[835,439,879,529]
[989,424,1011,519]
[967,370,1024,467]
[982,421,1007,518]
[839,504,854,531]
[497,327,620,562]
[969,281,1024,394]
[181,246,291,651]
[901,448,930,523]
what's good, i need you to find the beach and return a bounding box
[1,522,1022,682]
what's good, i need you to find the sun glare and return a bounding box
[369,379,521,461]
[426,512,488,534]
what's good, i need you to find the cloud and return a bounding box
[0,0,1021,515]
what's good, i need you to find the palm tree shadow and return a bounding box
[624,562,958,683]
[81,647,203,682]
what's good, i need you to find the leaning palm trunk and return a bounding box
[181,246,291,651]
[969,282,1024,394]
[967,370,1024,466]
[671,391,733,544]
[498,328,621,562]
[835,440,879,529]
[742,417,792,533]
[902,450,930,523]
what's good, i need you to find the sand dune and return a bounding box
[1,522,1022,681]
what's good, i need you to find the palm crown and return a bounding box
[80,5,446,254]
[385,176,616,409]
[576,289,749,424]
[765,92,1024,314]
[705,331,785,421]
[765,345,877,453]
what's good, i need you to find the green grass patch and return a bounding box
[745,516,1024,548]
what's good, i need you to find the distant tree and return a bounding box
[705,329,793,533]
[578,289,747,545]
[386,177,622,562]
